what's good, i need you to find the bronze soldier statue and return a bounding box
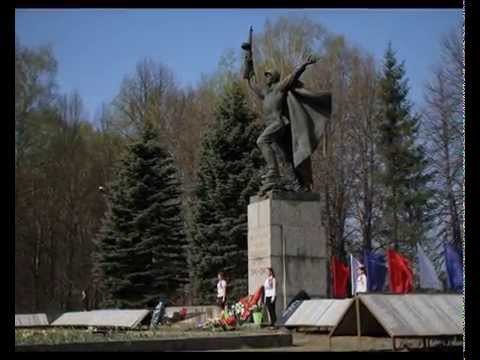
[241,27,332,195]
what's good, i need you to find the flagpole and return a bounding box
[350,254,354,297]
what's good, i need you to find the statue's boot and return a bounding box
[283,165,305,192]
[258,169,283,195]
[258,143,283,195]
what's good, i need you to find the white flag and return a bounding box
[350,254,363,296]
[416,244,443,290]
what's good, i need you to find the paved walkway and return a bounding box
[208,333,462,352]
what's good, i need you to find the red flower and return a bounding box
[179,308,187,318]
[223,316,237,326]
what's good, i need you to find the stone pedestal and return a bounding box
[248,192,328,320]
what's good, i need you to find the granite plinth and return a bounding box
[248,193,328,320]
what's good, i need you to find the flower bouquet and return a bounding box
[232,299,254,323]
[221,308,237,330]
[198,309,237,331]
[232,302,245,317]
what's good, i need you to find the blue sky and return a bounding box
[15,9,462,121]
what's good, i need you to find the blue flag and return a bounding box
[444,242,463,293]
[364,250,387,292]
[416,244,443,290]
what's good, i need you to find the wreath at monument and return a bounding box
[198,286,265,331]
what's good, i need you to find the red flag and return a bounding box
[249,286,264,307]
[387,249,413,293]
[331,256,349,298]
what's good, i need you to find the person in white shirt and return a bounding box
[264,267,276,327]
[216,272,227,310]
[356,266,367,294]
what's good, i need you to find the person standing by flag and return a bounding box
[264,267,277,328]
[216,272,227,310]
[356,266,368,294]
[81,289,89,311]
[350,254,366,296]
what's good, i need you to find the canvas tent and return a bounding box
[15,313,49,328]
[329,294,463,341]
[277,299,354,331]
[51,309,150,329]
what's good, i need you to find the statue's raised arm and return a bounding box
[277,55,317,92]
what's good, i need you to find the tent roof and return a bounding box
[330,294,463,338]
[278,299,353,328]
[15,313,49,328]
[51,309,150,329]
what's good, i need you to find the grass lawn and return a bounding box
[15,324,280,346]
[15,328,462,352]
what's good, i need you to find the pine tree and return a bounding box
[95,121,187,308]
[376,44,435,256]
[190,81,263,304]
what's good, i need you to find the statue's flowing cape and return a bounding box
[286,87,332,168]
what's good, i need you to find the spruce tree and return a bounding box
[190,81,263,304]
[95,121,187,308]
[376,44,434,256]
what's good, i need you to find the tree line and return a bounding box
[15,16,464,313]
